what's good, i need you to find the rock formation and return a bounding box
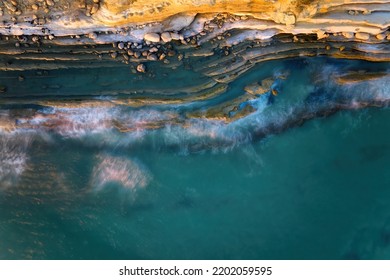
[0,0,389,126]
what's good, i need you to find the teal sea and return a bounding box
[0,57,389,259]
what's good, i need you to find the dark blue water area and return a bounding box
[0,57,389,259]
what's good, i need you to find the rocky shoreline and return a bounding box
[1,1,389,66]
[0,0,389,130]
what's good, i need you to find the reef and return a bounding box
[0,0,389,132]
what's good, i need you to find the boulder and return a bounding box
[144,33,160,43]
[161,32,172,43]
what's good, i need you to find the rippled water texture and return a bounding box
[0,57,389,259]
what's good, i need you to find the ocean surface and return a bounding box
[0,57,389,259]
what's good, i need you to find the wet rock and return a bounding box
[355,32,370,40]
[167,50,176,57]
[342,32,354,39]
[149,47,158,53]
[144,33,160,43]
[376,34,386,40]
[0,85,7,93]
[178,54,184,61]
[88,32,97,40]
[316,30,328,40]
[161,32,172,43]
[118,42,125,49]
[134,51,141,58]
[110,52,118,59]
[136,64,146,73]
[170,32,180,40]
[147,54,158,61]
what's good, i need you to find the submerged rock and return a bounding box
[0,85,7,93]
[136,64,146,73]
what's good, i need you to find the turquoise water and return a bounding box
[0,57,389,259]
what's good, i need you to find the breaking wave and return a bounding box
[91,154,151,192]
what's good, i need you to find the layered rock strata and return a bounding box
[0,0,389,131]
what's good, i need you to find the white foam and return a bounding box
[91,154,151,192]
[0,133,31,189]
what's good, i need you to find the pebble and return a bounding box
[32,4,39,10]
[118,42,125,49]
[0,85,7,93]
[144,33,160,43]
[342,32,354,39]
[110,52,118,59]
[376,34,386,40]
[355,32,370,40]
[167,50,176,57]
[147,54,158,61]
[9,5,18,13]
[178,54,184,61]
[88,32,97,40]
[134,52,141,58]
[46,0,54,6]
[161,32,172,43]
[149,47,158,53]
[91,3,99,14]
[37,18,46,25]
[136,64,146,73]
[171,32,180,40]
